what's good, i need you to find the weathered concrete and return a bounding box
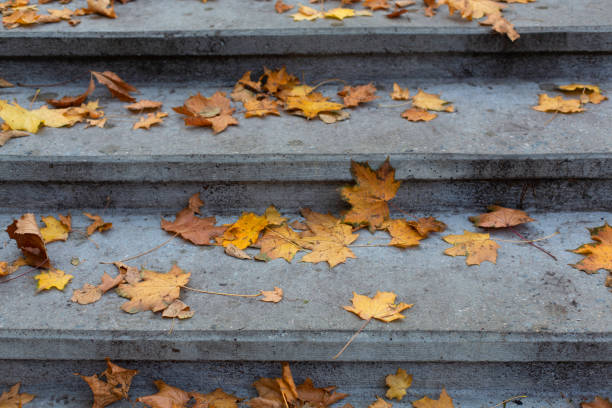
[0,0,611,55]
[1,210,610,362]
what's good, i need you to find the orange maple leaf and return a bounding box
[338,83,379,107]
[570,223,612,274]
[469,205,534,228]
[77,359,138,408]
[137,380,190,408]
[161,193,227,245]
[173,91,238,134]
[286,92,344,119]
[6,213,50,268]
[413,389,455,408]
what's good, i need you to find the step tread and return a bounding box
[1,209,610,362]
[1,0,611,55]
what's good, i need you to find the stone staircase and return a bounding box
[0,0,610,406]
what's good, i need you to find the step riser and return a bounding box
[2,53,611,84]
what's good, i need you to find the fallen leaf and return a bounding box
[225,243,253,260]
[581,397,612,408]
[369,397,392,408]
[558,84,602,94]
[338,83,379,107]
[260,287,283,303]
[116,264,190,314]
[384,219,424,248]
[40,215,71,243]
[161,299,194,319]
[296,377,348,407]
[161,195,227,245]
[47,77,95,108]
[479,12,519,41]
[78,359,138,408]
[0,257,26,277]
[364,0,391,10]
[221,212,269,250]
[86,0,116,18]
[0,384,34,408]
[173,91,238,134]
[469,205,534,228]
[290,220,308,231]
[6,213,50,268]
[291,5,324,21]
[412,388,454,408]
[401,108,437,122]
[244,98,281,118]
[286,92,344,119]
[261,67,300,94]
[390,83,410,100]
[385,368,412,400]
[558,84,607,105]
[275,0,294,13]
[84,212,113,236]
[0,77,14,88]
[319,110,350,124]
[133,112,168,130]
[396,0,416,6]
[34,269,73,292]
[412,90,454,112]
[0,101,44,133]
[0,130,29,147]
[443,230,500,265]
[137,380,191,408]
[231,72,259,103]
[85,118,107,128]
[344,291,413,322]
[438,0,505,20]
[259,224,303,262]
[191,389,241,408]
[408,217,447,237]
[265,205,288,226]
[71,283,103,305]
[570,223,612,274]
[386,8,408,17]
[341,158,400,231]
[114,262,142,285]
[247,362,297,408]
[98,271,125,293]
[91,71,137,102]
[532,93,583,113]
[324,8,355,20]
[125,100,163,111]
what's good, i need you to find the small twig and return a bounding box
[543,111,558,126]
[100,233,178,264]
[487,396,527,408]
[349,244,390,247]
[333,317,371,359]
[388,202,418,219]
[29,89,40,109]
[310,78,348,93]
[17,79,74,88]
[509,227,557,261]
[181,286,262,298]
[378,101,412,108]
[493,231,559,244]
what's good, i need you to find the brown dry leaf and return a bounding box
[247,362,298,408]
[6,213,50,268]
[91,71,137,102]
[383,219,424,248]
[261,67,300,94]
[0,383,35,408]
[390,83,410,100]
[0,77,14,88]
[114,262,142,285]
[299,208,359,268]
[71,283,103,305]
[290,220,308,231]
[84,212,113,236]
[386,8,408,18]
[98,271,126,292]
[408,217,447,237]
[479,12,519,41]
[338,84,378,107]
[137,381,190,408]
[438,0,505,20]
[244,98,281,118]
[412,90,454,112]
[78,359,138,408]
[221,212,269,250]
[231,72,259,104]
[125,100,163,111]
[319,110,350,124]
[116,264,190,314]
[369,397,392,408]
[296,377,348,408]
[570,223,612,274]
[260,287,283,303]
[341,158,401,231]
[133,112,168,130]
[443,230,500,265]
[259,224,303,262]
[0,130,29,147]
[85,118,107,128]
[40,215,71,243]
[173,91,238,134]
[581,397,612,408]
[401,108,437,122]
[34,269,73,292]
[85,0,116,18]
[161,299,194,319]
[2,9,40,28]
[275,0,294,13]
[191,389,241,408]
[286,92,344,119]
[532,93,584,113]
[385,368,412,400]
[396,0,416,6]
[469,205,534,228]
[0,257,26,277]
[225,243,253,260]
[412,388,454,408]
[161,194,227,245]
[364,0,391,10]
[47,77,95,108]
[344,291,413,322]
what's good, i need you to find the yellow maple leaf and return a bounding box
[34,269,73,292]
[384,219,424,248]
[557,84,608,105]
[264,205,287,226]
[258,224,303,262]
[133,112,168,130]
[570,223,612,274]
[443,230,500,265]
[291,4,323,21]
[532,93,584,113]
[0,101,44,133]
[40,215,71,243]
[385,368,413,400]
[344,291,413,322]
[191,389,242,408]
[413,389,454,408]
[558,84,602,94]
[286,93,344,119]
[412,90,454,112]
[438,0,506,20]
[222,212,269,250]
[390,83,410,100]
[324,8,355,20]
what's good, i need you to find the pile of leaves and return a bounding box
[533,84,608,114]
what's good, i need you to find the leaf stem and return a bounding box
[310,78,348,93]
[100,233,178,264]
[181,286,262,298]
[378,101,412,108]
[487,396,527,408]
[332,317,371,360]
[509,227,557,261]
[494,231,558,244]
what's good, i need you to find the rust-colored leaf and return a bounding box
[479,12,519,41]
[71,283,103,305]
[275,0,294,13]
[469,205,534,228]
[125,100,163,111]
[338,83,378,107]
[173,91,238,134]
[91,71,137,102]
[0,257,26,277]
[133,112,168,130]
[384,219,424,248]
[84,212,113,236]
[412,389,454,408]
[161,194,227,246]
[6,213,50,268]
[47,77,95,108]
[161,299,195,319]
[408,217,447,237]
[85,0,116,18]
[364,0,391,10]
[191,389,241,408]
[390,83,410,100]
[581,397,612,408]
[0,383,35,408]
[0,130,29,147]
[244,98,281,118]
[260,287,284,303]
[137,380,190,408]
[401,108,437,122]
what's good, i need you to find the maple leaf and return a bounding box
[319,110,351,124]
[532,94,584,113]
[469,205,534,228]
[384,219,424,248]
[412,389,454,408]
[0,101,43,133]
[173,91,238,134]
[34,269,73,292]
[260,287,284,303]
[191,389,241,408]
[396,0,416,6]
[261,67,300,94]
[0,130,29,147]
[385,368,412,400]
[248,362,298,408]
[296,378,348,408]
[570,223,612,274]
[324,8,355,20]
[386,8,409,18]
[77,359,138,408]
[91,71,137,102]
[244,98,281,118]
[40,215,71,243]
[364,0,391,10]
[401,108,437,122]
[85,0,116,18]
[265,205,288,226]
[161,193,227,245]
[231,72,259,104]
[221,212,269,250]
[344,291,413,322]
[443,230,500,265]
[557,84,608,105]
[408,217,447,237]
[299,208,358,268]
[125,100,163,111]
[0,383,34,408]
[338,84,379,107]
[291,5,324,21]
[0,257,26,277]
[133,112,168,129]
[581,397,612,408]
[71,283,103,305]
[6,213,50,268]
[286,93,344,119]
[84,212,113,236]
[47,77,95,108]
[391,83,410,100]
[275,0,294,13]
[86,118,107,128]
[259,224,303,262]
[162,299,195,319]
[341,158,401,231]
[116,264,190,314]
[369,397,392,408]
[412,90,454,112]
[479,12,519,41]
[225,243,253,260]
[437,0,505,20]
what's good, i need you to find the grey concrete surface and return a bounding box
[2,361,610,407]
[1,209,610,362]
[0,0,611,55]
